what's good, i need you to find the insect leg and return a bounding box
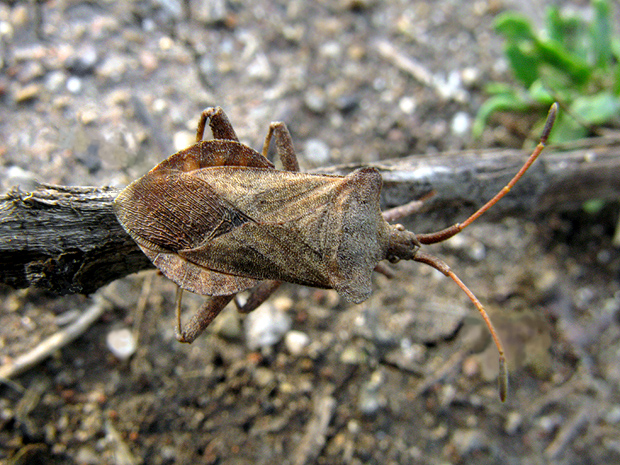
[196,107,240,142]
[235,280,283,314]
[382,191,436,222]
[261,121,300,172]
[374,262,395,278]
[175,287,236,343]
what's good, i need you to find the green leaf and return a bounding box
[570,92,620,125]
[480,0,619,143]
[591,0,613,69]
[527,80,555,105]
[612,36,620,62]
[494,13,536,41]
[534,39,591,86]
[472,93,531,138]
[505,43,540,87]
[485,82,516,95]
[582,198,606,214]
[546,7,564,44]
[546,7,590,59]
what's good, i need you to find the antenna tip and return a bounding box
[498,356,508,402]
[541,103,559,144]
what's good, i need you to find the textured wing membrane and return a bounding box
[179,168,342,288]
[195,167,341,224]
[180,222,332,288]
[114,139,273,295]
[115,172,249,251]
[115,162,388,299]
[323,168,389,303]
[180,167,389,299]
[142,248,261,296]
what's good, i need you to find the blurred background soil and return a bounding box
[1,1,619,464]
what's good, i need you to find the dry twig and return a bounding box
[293,392,337,465]
[0,295,108,379]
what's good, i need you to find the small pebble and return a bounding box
[106,328,136,360]
[0,21,13,40]
[45,71,67,92]
[504,411,523,435]
[460,66,480,86]
[462,355,480,378]
[65,46,98,75]
[468,241,486,261]
[66,76,82,94]
[334,94,359,113]
[155,0,184,21]
[398,96,416,115]
[16,61,45,83]
[451,111,471,135]
[75,445,100,465]
[244,304,292,350]
[97,56,127,81]
[435,70,467,102]
[304,138,330,165]
[78,109,98,125]
[190,0,228,25]
[304,87,327,113]
[429,425,448,440]
[537,413,563,433]
[253,367,276,387]
[13,83,41,103]
[399,339,425,363]
[451,428,487,455]
[3,165,38,191]
[10,5,30,29]
[605,405,620,424]
[284,330,310,355]
[358,371,386,415]
[340,344,367,364]
[439,384,457,407]
[247,53,272,81]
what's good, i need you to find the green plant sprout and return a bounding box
[473,0,620,142]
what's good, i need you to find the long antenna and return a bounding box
[410,103,559,401]
[417,103,558,245]
[413,251,508,401]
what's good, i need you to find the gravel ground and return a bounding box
[1,1,620,464]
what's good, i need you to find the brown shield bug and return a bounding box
[114,103,558,401]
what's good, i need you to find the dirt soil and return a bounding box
[1,1,620,464]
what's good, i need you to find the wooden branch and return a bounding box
[2,140,619,295]
[0,185,152,294]
[321,138,620,231]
